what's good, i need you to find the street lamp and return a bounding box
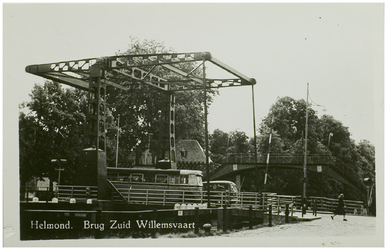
[328,133,333,148]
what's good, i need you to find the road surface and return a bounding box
[220,212,376,237]
[200,212,382,247]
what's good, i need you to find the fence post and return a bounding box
[223,205,228,232]
[262,193,266,209]
[146,190,148,206]
[291,197,294,216]
[194,207,200,234]
[313,199,317,216]
[277,196,280,215]
[217,207,223,231]
[268,204,272,227]
[285,203,289,223]
[249,205,253,229]
[152,209,158,238]
[95,209,102,239]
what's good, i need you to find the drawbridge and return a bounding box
[26,51,256,203]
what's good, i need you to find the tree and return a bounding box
[260,97,321,154]
[255,129,286,155]
[255,96,368,199]
[209,129,229,163]
[19,81,88,187]
[356,140,375,179]
[318,115,358,163]
[227,130,252,154]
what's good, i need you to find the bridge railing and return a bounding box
[328,158,364,190]
[293,196,365,215]
[265,193,296,215]
[57,185,98,201]
[52,185,367,216]
[221,154,334,165]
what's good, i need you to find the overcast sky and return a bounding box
[4,3,383,146]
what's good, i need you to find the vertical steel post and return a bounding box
[203,59,210,208]
[88,63,109,200]
[88,63,107,150]
[251,85,259,192]
[169,94,176,164]
[115,114,120,168]
[302,83,309,216]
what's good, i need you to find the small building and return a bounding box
[175,140,214,173]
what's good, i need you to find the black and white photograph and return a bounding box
[3,2,384,247]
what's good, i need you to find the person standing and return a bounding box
[331,193,347,221]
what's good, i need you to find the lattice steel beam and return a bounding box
[25,52,256,93]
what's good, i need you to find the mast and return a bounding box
[302,83,309,216]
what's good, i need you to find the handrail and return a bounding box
[107,180,129,204]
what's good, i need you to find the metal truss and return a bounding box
[25,52,256,93]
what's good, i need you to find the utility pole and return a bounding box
[302,83,309,216]
[115,114,120,168]
[203,59,210,208]
[251,85,259,192]
[51,159,66,185]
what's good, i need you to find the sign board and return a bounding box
[233,164,238,171]
[317,165,322,172]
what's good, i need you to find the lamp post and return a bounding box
[328,133,333,148]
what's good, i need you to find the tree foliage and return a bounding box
[209,96,375,201]
[19,82,88,186]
